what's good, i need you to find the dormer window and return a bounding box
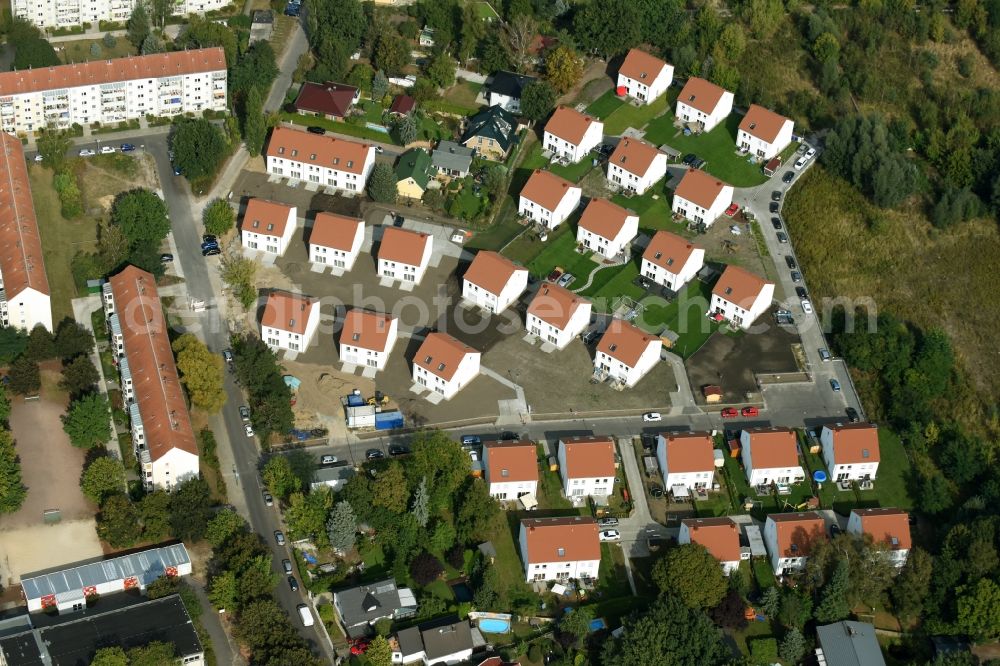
[862,449,870,458]
[653,251,661,259]
[557,547,565,557]
[501,469,509,477]
[609,343,617,352]
[749,122,757,130]
[352,333,360,341]
[310,153,316,160]
[347,160,354,168]
[437,363,446,371]
[725,287,733,295]
[424,355,432,363]
[266,223,274,231]
[666,258,674,266]
[278,147,285,154]
[289,319,296,327]
[291,149,298,157]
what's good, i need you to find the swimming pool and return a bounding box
[478,618,511,634]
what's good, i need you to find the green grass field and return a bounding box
[650,114,769,187]
[602,94,670,135]
[635,280,720,357]
[58,36,135,64]
[279,111,398,144]
[525,229,598,281]
[610,180,675,233]
[519,143,595,183]
[466,210,525,251]
[585,90,626,119]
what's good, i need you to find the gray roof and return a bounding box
[432,141,475,173]
[20,544,190,603]
[334,579,403,629]
[816,621,886,666]
[462,105,518,153]
[487,70,536,100]
[313,466,355,484]
[396,626,424,658]
[421,620,473,661]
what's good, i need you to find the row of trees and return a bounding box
[230,334,294,444]
[95,476,213,547]
[0,385,25,514]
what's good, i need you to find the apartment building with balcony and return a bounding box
[14,0,231,30]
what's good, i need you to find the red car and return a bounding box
[721,408,738,418]
[724,203,739,217]
[741,406,759,417]
[350,641,370,655]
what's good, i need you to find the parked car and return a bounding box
[598,517,619,528]
[33,154,43,162]
[202,247,221,257]
[721,407,738,418]
[499,431,519,441]
[829,524,841,538]
[771,217,782,230]
[649,484,664,498]
[682,153,697,166]
[805,148,817,160]
[99,146,115,154]
[794,156,808,170]
[557,273,574,288]
[460,435,482,446]
[244,424,255,438]
[724,203,739,217]
[287,576,299,591]
[320,455,338,465]
[547,268,563,283]
[830,379,842,392]
[306,126,325,135]
[201,241,219,251]
[819,348,832,362]
[173,165,183,176]
[772,191,782,202]
[741,406,759,417]
[239,405,251,421]
[78,149,96,157]
[274,530,285,546]
[223,349,234,363]
[374,145,384,154]
[262,491,273,507]
[776,232,788,243]
[642,412,662,422]
[282,559,293,574]
[782,171,795,183]
[599,530,621,542]
[159,253,174,262]
[203,234,218,244]
[785,256,797,269]
[366,449,385,460]
[801,300,813,314]
[389,444,411,456]
[769,201,780,213]
[790,271,801,283]
[120,143,135,152]
[846,407,860,423]
[795,286,808,299]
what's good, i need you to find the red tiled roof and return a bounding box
[522,516,600,563]
[769,512,825,557]
[294,81,357,118]
[309,212,363,251]
[390,94,415,115]
[109,266,197,462]
[826,423,880,464]
[527,284,588,331]
[379,227,431,266]
[266,127,373,175]
[619,48,669,83]
[464,251,525,296]
[261,292,316,335]
[596,319,658,367]
[577,199,635,241]
[241,199,294,238]
[745,428,799,469]
[738,104,790,143]
[609,137,661,177]
[544,106,600,145]
[661,432,715,473]
[341,309,395,353]
[485,441,538,484]
[677,77,728,114]
[643,231,700,274]
[413,332,478,381]
[560,436,616,479]
[0,133,49,299]
[0,48,225,96]
[682,517,741,563]
[520,170,577,211]
[853,508,911,551]
[674,168,729,210]
[712,265,771,310]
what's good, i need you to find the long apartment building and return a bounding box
[0,48,227,135]
[14,0,230,30]
[0,133,52,332]
[265,126,376,194]
[103,265,199,491]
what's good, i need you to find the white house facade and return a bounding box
[14,0,230,29]
[675,77,734,133]
[656,432,715,493]
[240,199,296,256]
[671,168,734,227]
[0,49,227,134]
[518,170,581,229]
[640,231,705,292]
[679,518,742,575]
[576,199,638,260]
[518,517,601,583]
[483,441,538,502]
[764,512,825,576]
[339,309,398,371]
[616,48,673,105]
[309,212,365,271]
[412,332,480,400]
[260,292,320,353]
[377,227,433,286]
[846,508,911,568]
[525,284,592,350]
[462,251,528,314]
[266,127,375,194]
[606,137,667,195]
[821,423,880,482]
[593,320,660,388]
[542,106,603,163]
[737,104,794,160]
[740,428,805,488]
[557,436,616,501]
[710,265,774,330]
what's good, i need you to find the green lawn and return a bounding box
[423,579,455,601]
[359,101,385,124]
[610,179,675,233]
[578,259,645,310]
[594,545,632,599]
[442,80,484,112]
[279,111,399,145]
[472,0,500,20]
[526,229,598,281]
[58,36,135,63]
[651,114,769,187]
[693,492,733,517]
[486,511,529,590]
[519,143,595,183]
[751,558,776,589]
[466,211,525,251]
[585,89,625,119]
[635,280,720,357]
[448,179,487,221]
[603,93,670,135]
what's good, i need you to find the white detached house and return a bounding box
[675,77,734,133]
[672,168,734,227]
[710,265,774,330]
[846,508,911,568]
[412,332,481,400]
[679,518,743,575]
[641,231,705,293]
[525,283,592,350]
[740,428,805,488]
[594,319,661,388]
[241,199,297,256]
[656,432,716,493]
[261,292,320,353]
[737,104,795,161]
[309,212,365,272]
[518,170,582,229]
[576,199,638,260]
[543,106,603,163]
[518,517,601,583]
[821,423,880,483]
[557,436,616,501]
[339,309,398,372]
[462,251,528,314]
[606,137,667,195]
[616,48,673,105]
[764,512,826,576]
[377,227,433,286]
[483,441,538,502]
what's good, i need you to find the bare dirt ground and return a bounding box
[0,521,103,586]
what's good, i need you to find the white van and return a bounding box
[297,604,314,627]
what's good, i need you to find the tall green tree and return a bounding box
[367,163,398,203]
[815,559,851,623]
[600,595,729,666]
[366,635,392,666]
[0,430,27,514]
[892,547,933,620]
[36,129,72,170]
[128,641,175,666]
[54,320,94,360]
[206,508,246,549]
[285,488,333,545]
[243,86,266,157]
[229,41,279,99]
[8,357,40,396]
[652,544,727,610]
[455,478,500,543]
[519,80,557,123]
[203,199,236,237]
[172,119,227,181]
[140,489,173,540]
[168,477,213,541]
[172,334,226,413]
[780,628,807,665]
[127,2,151,50]
[262,455,302,500]
[90,647,128,666]
[62,393,111,448]
[407,430,469,511]
[372,462,409,513]
[97,493,142,547]
[956,578,1000,639]
[208,569,238,610]
[327,500,357,550]
[111,189,170,246]
[80,455,126,503]
[59,355,100,398]
[372,70,389,101]
[411,476,429,527]
[25,326,57,361]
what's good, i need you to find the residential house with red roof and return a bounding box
[710,265,774,330]
[575,199,638,260]
[763,512,826,575]
[594,319,660,388]
[671,168,734,227]
[640,231,705,293]
[679,518,743,575]
[740,428,805,488]
[308,212,365,273]
[847,508,911,568]
[557,436,617,501]
[412,332,481,400]
[737,104,794,161]
[543,106,604,163]
[265,127,375,195]
[483,441,539,503]
[462,251,528,314]
[106,266,199,491]
[606,137,667,195]
[656,432,716,494]
[294,81,359,120]
[675,77,734,133]
[0,134,51,332]
[518,517,601,582]
[0,48,226,134]
[821,423,880,483]
[377,227,433,286]
[525,284,592,350]
[240,198,297,256]
[260,292,320,353]
[518,170,582,229]
[339,309,398,372]
[616,48,673,105]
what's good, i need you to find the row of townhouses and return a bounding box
[14,0,230,29]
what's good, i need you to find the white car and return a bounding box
[78,149,96,157]
[33,154,43,162]
[801,299,813,315]
[599,530,621,542]
[99,146,115,154]
[805,148,816,160]
[793,156,807,170]
[244,424,255,438]
[642,412,662,422]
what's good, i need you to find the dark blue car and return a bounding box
[120,143,135,152]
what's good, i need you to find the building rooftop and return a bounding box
[487,70,536,100]
[825,423,880,465]
[682,517,741,563]
[661,431,715,473]
[577,199,635,241]
[526,283,589,331]
[484,441,538,484]
[378,226,432,267]
[0,133,49,300]
[394,148,434,190]
[413,332,478,381]
[596,319,658,367]
[674,168,730,210]
[521,516,600,564]
[260,292,316,335]
[340,309,396,353]
[266,126,373,175]
[520,169,577,211]
[712,265,771,310]
[852,508,911,551]
[738,104,791,144]
[768,512,825,558]
[463,251,525,296]
[544,106,601,145]
[816,621,887,666]
[559,436,616,479]
[462,105,518,153]
[334,579,414,631]
[432,140,475,173]
[309,212,363,251]
[643,230,701,274]
[241,198,294,238]
[619,48,670,83]
[744,427,799,469]
[294,81,358,118]
[677,77,729,114]
[608,137,661,177]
